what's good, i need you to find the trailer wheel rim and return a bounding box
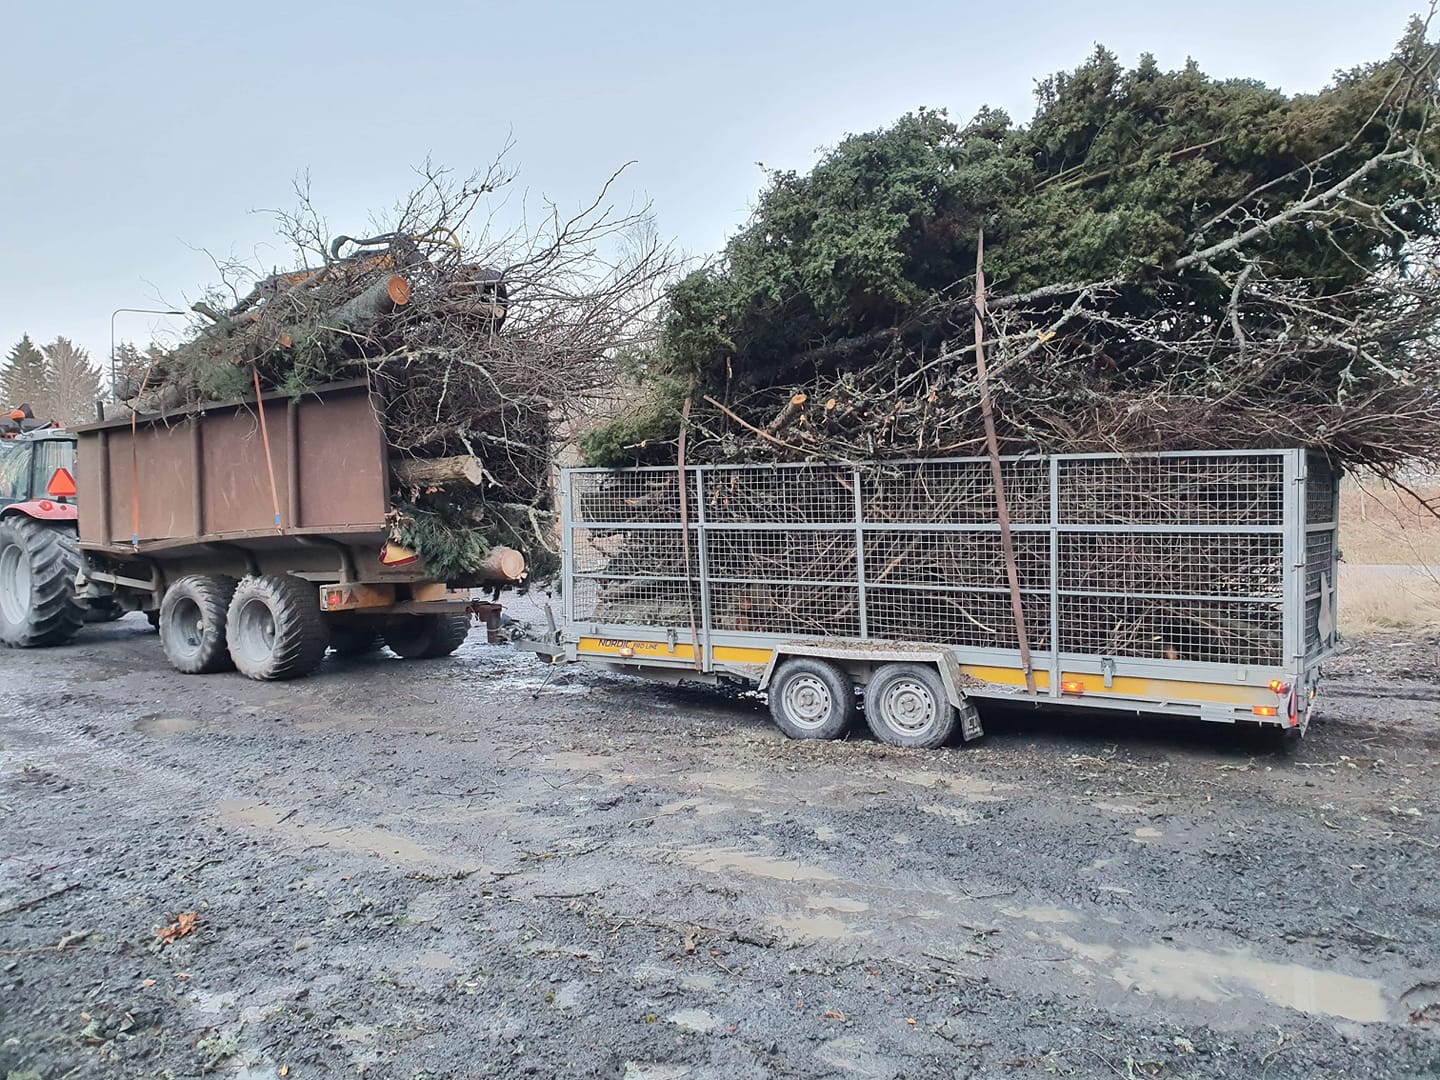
[781,673,834,730]
[876,676,937,735]
[170,596,204,655]
[234,596,277,660]
[0,542,31,625]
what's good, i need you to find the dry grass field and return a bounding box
[1339,476,1440,632]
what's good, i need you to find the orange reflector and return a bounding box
[1061,680,1085,695]
[379,542,418,567]
[1268,679,1289,695]
[1252,705,1279,717]
[618,646,635,659]
[46,467,76,498]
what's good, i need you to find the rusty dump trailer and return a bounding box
[72,380,520,680]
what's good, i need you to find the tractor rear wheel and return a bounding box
[226,575,328,681]
[383,613,471,659]
[0,517,85,648]
[159,575,237,674]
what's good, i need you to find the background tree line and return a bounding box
[1,334,121,425]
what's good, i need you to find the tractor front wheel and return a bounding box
[0,516,85,648]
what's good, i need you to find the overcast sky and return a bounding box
[0,0,1425,373]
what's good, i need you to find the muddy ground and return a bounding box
[1,613,1437,1080]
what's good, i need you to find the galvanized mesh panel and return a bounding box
[1059,533,1283,598]
[1056,595,1283,665]
[710,582,861,636]
[571,471,695,525]
[705,529,858,582]
[862,459,1049,524]
[703,465,856,523]
[1304,531,1335,599]
[570,526,697,577]
[867,589,1051,651]
[576,576,701,626]
[1306,454,1340,525]
[1304,597,1324,656]
[864,529,1049,590]
[1057,455,1285,525]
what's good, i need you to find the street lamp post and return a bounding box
[110,307,186,402]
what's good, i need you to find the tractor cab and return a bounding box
[0,427,78,514]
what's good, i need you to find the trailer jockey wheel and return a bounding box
[767,657,857,740]
[159,574,237,674]
[864,663,958,749]
[226,574,329,681]
[383,612,471,659]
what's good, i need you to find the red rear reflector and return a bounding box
[1061,680,1085,695]
[47,467,76,498]
[1252,705,1279,717]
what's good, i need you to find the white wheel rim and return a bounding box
[0,542,31,625]
[170,596,204,655]
[235,597,276,660]
[878,677,937,735]
[782,673,834,730]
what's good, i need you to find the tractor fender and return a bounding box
[1,499,78,523]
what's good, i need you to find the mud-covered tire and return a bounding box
[0,516,85,648]
[328,623,383,656]
[159,575,237,674]
[767,657,857,740]
[864,663,957,749]
[383,613,471,659]
[226,575,328,681]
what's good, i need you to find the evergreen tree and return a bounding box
[42,337,102,425]
[0,334,51,415]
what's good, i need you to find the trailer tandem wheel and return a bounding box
[226,575,329,681]
[328,624,384,656]
[383,613,471,659]
[864,663,958,749]
[159,574,238,674]
[767,657,858,740]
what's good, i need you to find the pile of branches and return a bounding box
[588,19,1440,480]
[127,160,674,583]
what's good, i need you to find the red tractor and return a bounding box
[0,414,121,647]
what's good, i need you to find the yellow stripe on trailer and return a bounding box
[574,638,1269,708]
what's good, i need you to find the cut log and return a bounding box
[392,455,489,488]
[765,393,809,435]
[325,274,410,331]
[480,545,526,583]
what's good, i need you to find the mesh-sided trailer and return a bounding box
[532,449,1340,746]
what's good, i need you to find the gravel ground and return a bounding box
[1,614,1437,1079]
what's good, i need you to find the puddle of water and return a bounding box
[415,950,457,971]
[1001,905,1080,925]
[656,797,732,818]
[1050,933,1388,1023]
[1093,801,1145,814]
[881,767,1016,803]
[666,1007,721,1033]
[1132,826,1163,841]
[684,769,764,794]
[217,800,452,867]
[807,896,869,914]
[136,716,199,736]
[677,847,838,883]
[767,912,854,940]
[814,826,839,842]
[920,803,976,826]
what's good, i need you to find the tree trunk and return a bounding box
[392,455,489,488]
